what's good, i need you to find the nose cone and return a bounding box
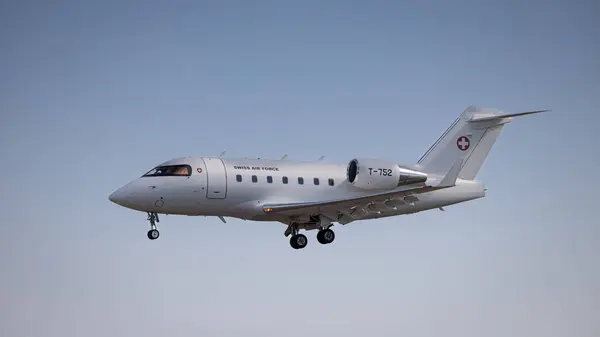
[109,188,126,205]
[109,180,146,211]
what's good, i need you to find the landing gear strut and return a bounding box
[147,212,160,240]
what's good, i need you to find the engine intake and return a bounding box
[346,158,427,190]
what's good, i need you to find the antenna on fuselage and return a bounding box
[317,156,325,161]
[219,150,227,157]
[280,154,288,160]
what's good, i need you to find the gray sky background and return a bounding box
[1,0,599,336]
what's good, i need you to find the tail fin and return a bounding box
[416,106,548,180]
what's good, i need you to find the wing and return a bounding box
[262,158,463,220]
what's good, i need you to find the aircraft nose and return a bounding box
[109,181,144,210]
[109,184,135,206]
[109,188,125,205]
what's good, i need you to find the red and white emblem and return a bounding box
[197,168,203,174]
[457,136,470,151]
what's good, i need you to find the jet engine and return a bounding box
[346,158,428,190]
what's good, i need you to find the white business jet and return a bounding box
[109,106,547,249]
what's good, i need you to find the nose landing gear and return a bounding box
[147,212,160,240]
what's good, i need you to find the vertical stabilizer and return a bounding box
[416,106,547,180]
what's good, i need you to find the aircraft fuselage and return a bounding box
[109,156,485,224]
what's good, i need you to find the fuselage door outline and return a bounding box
[202,157,228,199]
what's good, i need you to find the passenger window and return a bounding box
[328,178,334,186]
[282,176,288,184]
[252,175,257,183]
[236,174,242,182]
[298,177,304,185]
[314,178,320,185]
[267,176,273,183]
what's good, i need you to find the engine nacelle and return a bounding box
[346,158,428,190]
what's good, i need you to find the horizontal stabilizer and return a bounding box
[469,109,550,123]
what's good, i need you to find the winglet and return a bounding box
[438,158,463,187]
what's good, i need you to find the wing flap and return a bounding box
[262,184,447,215]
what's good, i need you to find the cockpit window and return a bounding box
[142,165,191,177]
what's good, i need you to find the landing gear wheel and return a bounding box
[317,228,335,244]
[147,229,160,240]
[290,234,308,249]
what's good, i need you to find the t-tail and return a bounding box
[416,105,549,180]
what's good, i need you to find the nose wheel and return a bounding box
[146,212,160,240]
[147,229,159,240]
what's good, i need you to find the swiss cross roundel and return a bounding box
[457,136,470,151]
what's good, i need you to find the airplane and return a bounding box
[109,106,548,249]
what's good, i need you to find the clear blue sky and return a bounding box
[1,0,598,336]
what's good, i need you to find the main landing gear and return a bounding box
[290,233,308,249]
[146,212,160,240]
[287,223,335,249]
[316,228,335,245]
